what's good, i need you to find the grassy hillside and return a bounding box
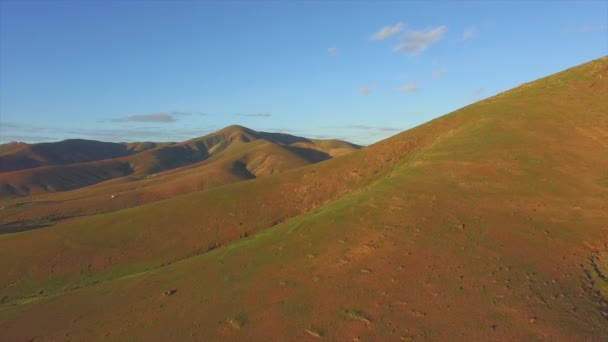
[0,57,607,340]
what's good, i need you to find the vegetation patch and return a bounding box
[304,327,323,338]
[225,312,247,330]
[340,309,372,325]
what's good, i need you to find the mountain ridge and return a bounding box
[0,126,361,198]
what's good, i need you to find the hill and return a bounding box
[0,126,361,198]
[0,57,607,340]
[0,139,170,172]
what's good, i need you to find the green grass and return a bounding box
[2,261,156,305]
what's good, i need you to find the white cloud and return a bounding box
[462,27,479,40]
[371,22,405,41]
[360,86,373,96]
[237,113,272,118]
[328,47,339,57]
[398,83,419,92]
[394,25,447,55]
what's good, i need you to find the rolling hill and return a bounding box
[0,57,607,340]
[0,139,170,173]
[0,126,361,200]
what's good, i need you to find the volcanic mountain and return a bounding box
[0,57,607,340]
[0,126,360,198]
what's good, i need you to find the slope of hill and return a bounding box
[0,57,606,340]
[0,139,169,173]
[0,126,360,198]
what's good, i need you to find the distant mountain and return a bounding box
[0,139,167,172]
[0,126,360,197]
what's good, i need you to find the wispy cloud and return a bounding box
[328,47,339,57]
[262,127,299,134]
[398,83,419,92]
[308,133,345,140]
[394,25,447,55]
[0,121,217,143]
[345,125,404,145]
[432,67,445,78]
[307,125,407,145]
[65,127,217,142]
[371,22,405,41]
[113,113,176,123]
[462,27,479,41]
[0,122,54,142]
[0,122,56,143]
[360,86,373,96]
[237,113,272,118]
[170,111,207,116]
[347,125,401,132]
[0,122,20,129]
[572,24,608,33]
[1,135,56,143]
[110,110,206,123]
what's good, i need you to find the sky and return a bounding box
[1,1,607,145]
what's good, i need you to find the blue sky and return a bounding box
[1,1,606,145]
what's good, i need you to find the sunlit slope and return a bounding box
[0,120,435,302]
[1,57,607,340]
[0,138,329,229]
[0,126,360,198]
[0,128,359,228]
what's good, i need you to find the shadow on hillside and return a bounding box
[231,161,257,179]
[0,223,52,234]
[284,146,332,163]
[258,132,312,145]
